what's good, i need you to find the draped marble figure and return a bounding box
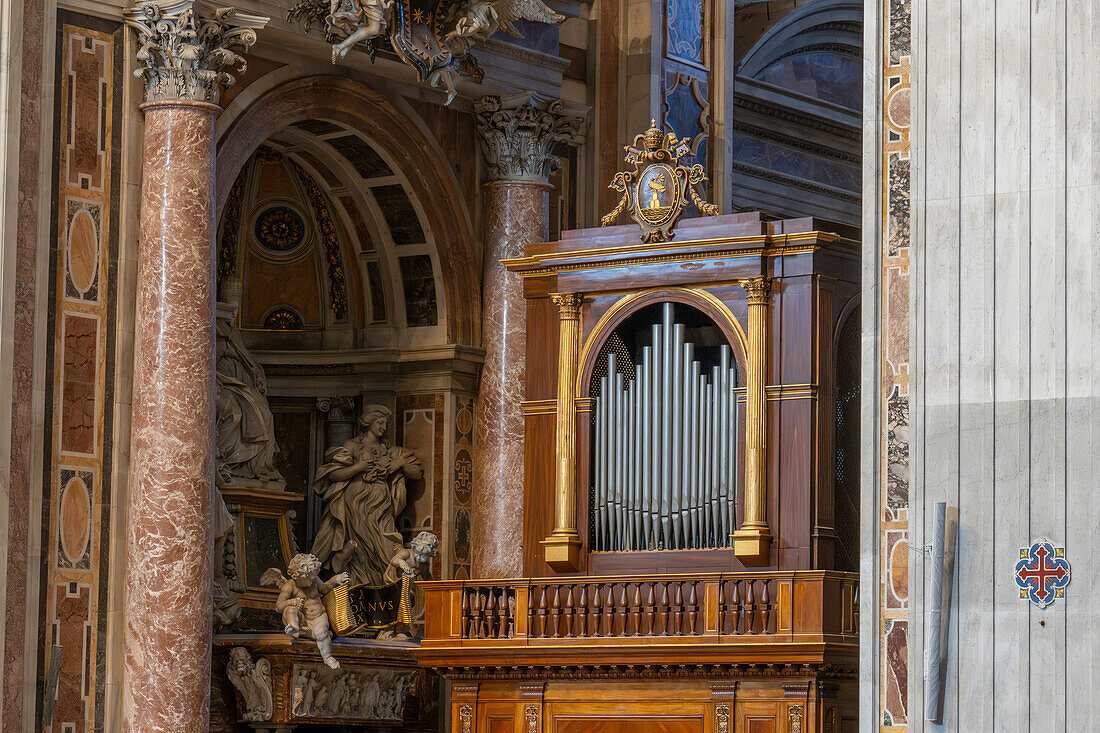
[311,405,423,586]
[215,313,285,487]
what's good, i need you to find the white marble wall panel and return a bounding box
[901,0,1100,730]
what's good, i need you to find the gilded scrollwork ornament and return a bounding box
[124,0,268,105]
[601,120,718,243]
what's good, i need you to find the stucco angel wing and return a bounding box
[492,0,565,37]
[259,568,287,587]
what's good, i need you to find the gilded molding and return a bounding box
[732,276,771,565]
[716,704,730,733]
[788,704,804,733]
[124,0,268,105]
[475,93,583,183]
[542,291,584,570]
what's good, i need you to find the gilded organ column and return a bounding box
[543,292,584,570]
[471,94,582,578]
[122,3,266,730]
[732,276,772,566]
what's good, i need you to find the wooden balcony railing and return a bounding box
[417,571,858,671]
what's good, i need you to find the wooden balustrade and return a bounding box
[417,571,859,671]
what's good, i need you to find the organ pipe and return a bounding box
[594,302,739,551]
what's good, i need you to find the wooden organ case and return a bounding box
[417,210,861,733]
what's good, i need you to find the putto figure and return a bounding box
[261,553,349,669]
[310,405,423,586]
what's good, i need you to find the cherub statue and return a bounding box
[328,0,394,62]
[260,553,349,669]
[384,530,439,583]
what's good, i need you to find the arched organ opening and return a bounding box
[591,302,740,551]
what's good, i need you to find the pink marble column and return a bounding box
[122,4,265,730]
[471,95,582,578]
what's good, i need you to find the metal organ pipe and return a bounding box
[592,304,740,551]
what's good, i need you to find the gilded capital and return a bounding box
[125,0,268,105]
[475,93,584,183]
[739,276,771,305]
[550,292,584,319]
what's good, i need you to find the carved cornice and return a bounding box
[124,0,267,105]
[430,662,859,681]
[475,93,584,183]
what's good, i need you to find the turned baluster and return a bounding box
[616,584,629,636]
[626,584,640,636]
[468,589,482,638]
[549,585,562,638]
[685,582,698,635]
[461,588,471,638]
[562,584,575,638]
[576,584,589,637]
[745,580,758,634]
[672,582,683,635]
[533,585,547,638]
[498,588,511,638]
[761,581,771,634]
[599,584,613,637]
[656,583,669,635]
[485,588,499,638]
[729,581,741,635]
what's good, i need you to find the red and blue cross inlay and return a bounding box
[1014,539,1071,609]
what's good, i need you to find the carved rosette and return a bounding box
[124,0,268,105]
[475,94,583,183]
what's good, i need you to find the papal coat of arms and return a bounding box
[600,120,718,242]
[289,0,564,104]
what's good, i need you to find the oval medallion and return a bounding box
[634,163,679,227]
[59,476,91,564]
[67,210,99,294]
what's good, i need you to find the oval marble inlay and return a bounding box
[889,537,909,602]
[60,476,91,563]
[68,209,99,293]
[886,84,911,132]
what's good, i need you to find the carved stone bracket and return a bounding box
[475,94,584,183]
[124,0,268,105]
[226,647,274,722]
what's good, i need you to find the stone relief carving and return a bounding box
[226,647,273,722]
[475,94,584,183]
[291,663,417,720]
[124,0,268,105]
[311,405,423,586]
[261,553,349,669]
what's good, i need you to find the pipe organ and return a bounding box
[592,303,740,551]
[418,211,862,733]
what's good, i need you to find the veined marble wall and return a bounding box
[877,0,1100,731]
[37,13,124,731]
[863,0,912,731]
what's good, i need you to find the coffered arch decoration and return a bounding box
[216,75,479,346]
[738,0,863,111]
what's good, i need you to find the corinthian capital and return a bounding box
[475,93,584,183]
[124,0,268,105]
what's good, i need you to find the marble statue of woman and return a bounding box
[215,312,285,487]
[310,405,423,585]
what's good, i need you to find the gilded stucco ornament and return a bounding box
[601,120,718,243]
[124,0,268,105]
[288,0,564,104]
[475,94,583,183]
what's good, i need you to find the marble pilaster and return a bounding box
[471,94,581,578]
[121,3,265,730]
